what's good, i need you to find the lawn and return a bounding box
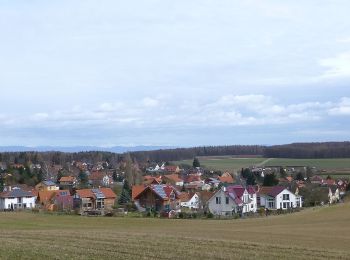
[174,157,350,172]
[0,204,350,259]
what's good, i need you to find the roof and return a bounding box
[42,180,57,186]
[38,189,71,203]
[164,166,179,172]
[218,175,234,184]
[89,171,105,181]
[76,188,116,199]
[258,186,286,197]
[184,175,202,183]
[133,184,179,201]
[76,189,95,198]
[0,187,35,198]
[59,176,76,183]
[163,174,183,183]
[99,188,117,199]
[132,185,147,201]
[198,191,214,204]
[179,192,196,202]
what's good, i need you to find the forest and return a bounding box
[0,142,349,166]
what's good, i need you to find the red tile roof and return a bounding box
[218,175,234,183]
[59,176,76,183]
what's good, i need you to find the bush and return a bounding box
[206,212,214,218]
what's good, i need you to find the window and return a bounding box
[283,194,290,200]
[296,199,300,207]
[268,199,275,209]
[216,197,221,204]
[225,197,229,204]
[283,202,287,208]
[251,204,253,208]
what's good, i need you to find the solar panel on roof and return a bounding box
[92,189,105,199]
[152,185,167,199]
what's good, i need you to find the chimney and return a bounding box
[8,186,11,191]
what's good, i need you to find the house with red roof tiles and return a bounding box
[162,174,184,186]
[38,190,73,211]
[73,188,117,213]
[257,186,302,210]
[59,176,78,189]
[179,192,199,210]
[132,184,181,213]
[88,171,113,188]
[208,185,257,216]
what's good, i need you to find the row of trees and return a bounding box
[264,142,350,158]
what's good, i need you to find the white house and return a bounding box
[208,185,257,216]
[258,186,302,210]
[0,186,37,210]
[180,192,200,210]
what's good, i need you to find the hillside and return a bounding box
[0,204,349,259]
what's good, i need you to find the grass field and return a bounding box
[175,157,350,172]
[0,204,350,259]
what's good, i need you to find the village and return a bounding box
[0,157,347,218]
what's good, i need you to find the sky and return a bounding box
[0,0,350,147]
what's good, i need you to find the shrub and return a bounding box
[206,212,214,218]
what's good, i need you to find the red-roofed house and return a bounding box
[38,190,73,211]
[217,174,235,184]
[258,186,302,210]
[73,188,117,213]
[179,192,200,210]
[132,184,181,213]
[162,174,184,186]
[88,171,113,188]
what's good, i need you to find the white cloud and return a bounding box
[142,97,159,108]
[1,95,347,130]
[329,97,350,115]
[320,52,350,78]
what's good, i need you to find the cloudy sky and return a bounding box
[0,0,349,147]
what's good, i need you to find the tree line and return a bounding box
[0,142,349,167]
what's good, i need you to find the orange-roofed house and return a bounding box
[73,188,117,213]
[179,192,200,210]
[143,176,161,185]
[59,176,78,189]
[132,184,181,213]
[38,190,73,211]
[162,174,184,186]
[218,174,235,184]
[88,171,113,188]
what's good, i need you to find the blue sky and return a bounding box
[0,0,349,147]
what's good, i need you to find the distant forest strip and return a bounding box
[0,142,349,165]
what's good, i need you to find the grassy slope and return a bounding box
[0,204,350,259]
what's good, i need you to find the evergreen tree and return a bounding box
[78,171,89,188]
[263,173,279,186]
[193,157,200,168]
[0,175,4,192]
[118,180,131,205]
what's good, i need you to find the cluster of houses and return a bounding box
[131,182,303,216]
[0,179,117,214]
[132,167,304,216]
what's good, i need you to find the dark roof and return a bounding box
[259,186,286,197]
[43,180,57,186]
[0,187,34,198]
